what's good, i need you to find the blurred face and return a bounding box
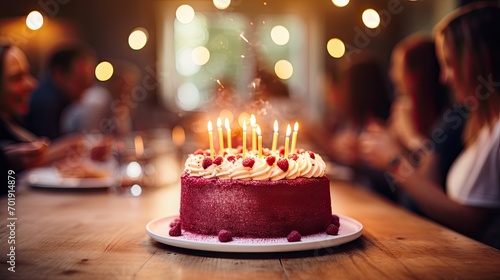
[389,48,406,97]
[1,47,37,116]
[436,34,464,102]
[63,56,95,101]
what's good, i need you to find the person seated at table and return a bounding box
[25,43,96,140]
[359,3,500,249]
[0,42,88,194]
[317,53,394,199]
[0,42,113,195]
[0,43,46,175]
[62,59,140,137]
[385,34,467,213]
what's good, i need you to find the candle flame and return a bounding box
[286,124,292,137]
[225,118,230,130]
[250,114,256,126]
[208,120,213,131]
[274,120,278,133]
[243,120,247,132]
[217,117,222,128]
[294,122,299,132]
[256,125,262,136]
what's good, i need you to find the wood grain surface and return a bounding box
[1,177,499,280]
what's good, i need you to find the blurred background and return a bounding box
[0,0,484,150]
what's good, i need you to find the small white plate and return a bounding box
[25,166,118,189]
[146,215,363,253]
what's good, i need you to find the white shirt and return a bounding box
[447,118,500,208]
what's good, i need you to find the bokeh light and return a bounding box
[176,5,195,24]
[274,60,293,80]
[238,112,250,127]
[191,46,210,65]
[176,48,200,76]
[219,109,234,124]
[177,82,201,111]
[213,0,231,10]
[126,162,142,178]
[362,9,381,29]
[95,61,114,82]
[332,0,349,7]
[270,25,290,45]
[26,11,43,30]
[172,126,186,147]
[128,27,148,50]
[130,184,142,196]
[327,38,345,58]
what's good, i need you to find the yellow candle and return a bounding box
[217,117,224,154]
[271,120,278,153]
[284,124,291,158]
[250,114,256,152]
[290,122,299,155]
[242,121,247,158]
[208,121,215,158]
[225,118,232,153]
[256,125,262,158]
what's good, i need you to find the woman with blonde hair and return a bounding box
[360,2,500,248]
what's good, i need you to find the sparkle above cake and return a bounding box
[173,149,340,242]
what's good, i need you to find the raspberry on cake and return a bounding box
[179,149,335,241]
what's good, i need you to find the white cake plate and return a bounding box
[146,215,363,253]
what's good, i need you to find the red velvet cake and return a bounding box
[177,150,335,241]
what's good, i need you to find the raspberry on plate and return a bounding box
[218,229,233,242]
[287,230,301,242]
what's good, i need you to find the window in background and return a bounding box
[159,3,307,113]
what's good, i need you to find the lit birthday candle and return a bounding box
[208,121,215,158]
[217,117,224,154]
[225,118,232,153]
[250,114,256,152]
[290,122,299,154]
[284,124,291,158]
[242,121,247,158]
[271,120,279,153]
[256,125,262,158]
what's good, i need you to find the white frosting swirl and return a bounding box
[183,151,326,181]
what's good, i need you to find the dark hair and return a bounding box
[438,3,500,143]
[0,42,12,96]
[400,37,450,135]
[343,56,392,126]
[48,45,93,76]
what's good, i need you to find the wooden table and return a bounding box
[1,175,500,279]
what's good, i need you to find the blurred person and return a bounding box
[62,59,140,137]
[387,34,466,201]
[316,54,394,199]
[359,3,500,248]
[0,43,87,195]
[25,43,96,139]
[0,43,46,175]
